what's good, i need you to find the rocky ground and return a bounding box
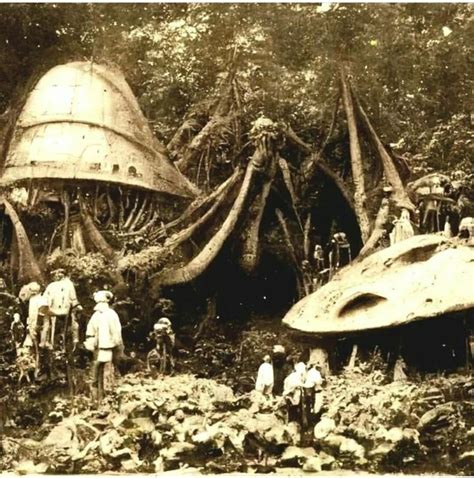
[1,352,472,475]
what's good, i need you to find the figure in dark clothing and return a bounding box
[313,244,325,273]
[328,232,351,277]
[10,313,25,354]
[271,345,292,396]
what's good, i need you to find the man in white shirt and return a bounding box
[42,269,82,349]
[85,290,123,403]
[255,354,274,395]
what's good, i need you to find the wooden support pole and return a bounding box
[123,192,140,230]
[61,189,70,251]
[348,344,358,369]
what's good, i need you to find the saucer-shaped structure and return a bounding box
[1,61,196,197]
[283,234,474,337]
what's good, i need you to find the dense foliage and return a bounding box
[0,3,472,172]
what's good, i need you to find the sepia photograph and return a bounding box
[0,2,472,475]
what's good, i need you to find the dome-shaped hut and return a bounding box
[1,61,196,197]
[0,62,199,282]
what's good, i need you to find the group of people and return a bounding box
[12,268,83,380]
[12,270,124,395]
[302,172,473,295]
[10,268,178,402]
[255,345,324,429]
[302,232,352,293]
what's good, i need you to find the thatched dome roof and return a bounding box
[1,61,197,197]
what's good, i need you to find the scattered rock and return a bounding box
[99,429,124,456]
[109,447,133,459]
[418,402,456,429]
[280,445,316,465]
[43,423,78,450]
[303,455,323,472]
[339,436,366,464]
[130,417,155,434]
[385,427,404,443]
[120,454,142,472]
[2,368,471,475]
[15,460,48,474]
[160,441,196,461]
[314,416,336,440]
[151,430,163,447]
[319,450,336,469]
[369,442,395,458]
[108,412,128,428]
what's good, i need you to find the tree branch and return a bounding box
[340,68,371,243]
[284,126,355,211]
[352,87,415,212]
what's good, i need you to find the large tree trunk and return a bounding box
[239,166,274,274]
[164,170,241,251]
[175,67,237,173]
[167,116,204,161]
[152,161,256,287]
[357,198,390,259]
[340,69,371,243]
[301,91,340,182]
[2,198,44,284]
[151,169,241,242]
[278,157,303,232]
[352,90,415,212]
[80,207,115,261]
[176,115,234,172]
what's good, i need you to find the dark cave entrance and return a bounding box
[163,168,364,333]
[309,169,364,259]
[214,250,298,324]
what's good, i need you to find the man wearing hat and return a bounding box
[24,282,48,371]
[42,269,81,349]
[85,290,123,402]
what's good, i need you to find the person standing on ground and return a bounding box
[85,290,123,403]
[303,361,323,421]
[271,345,292,396]
[255,354,274,395]
[10,313,24,354]
[147,317,175,374]
[390,208,415,245]
[283,361,306,424]
[25,282,47,372]
[42,269,82,350]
